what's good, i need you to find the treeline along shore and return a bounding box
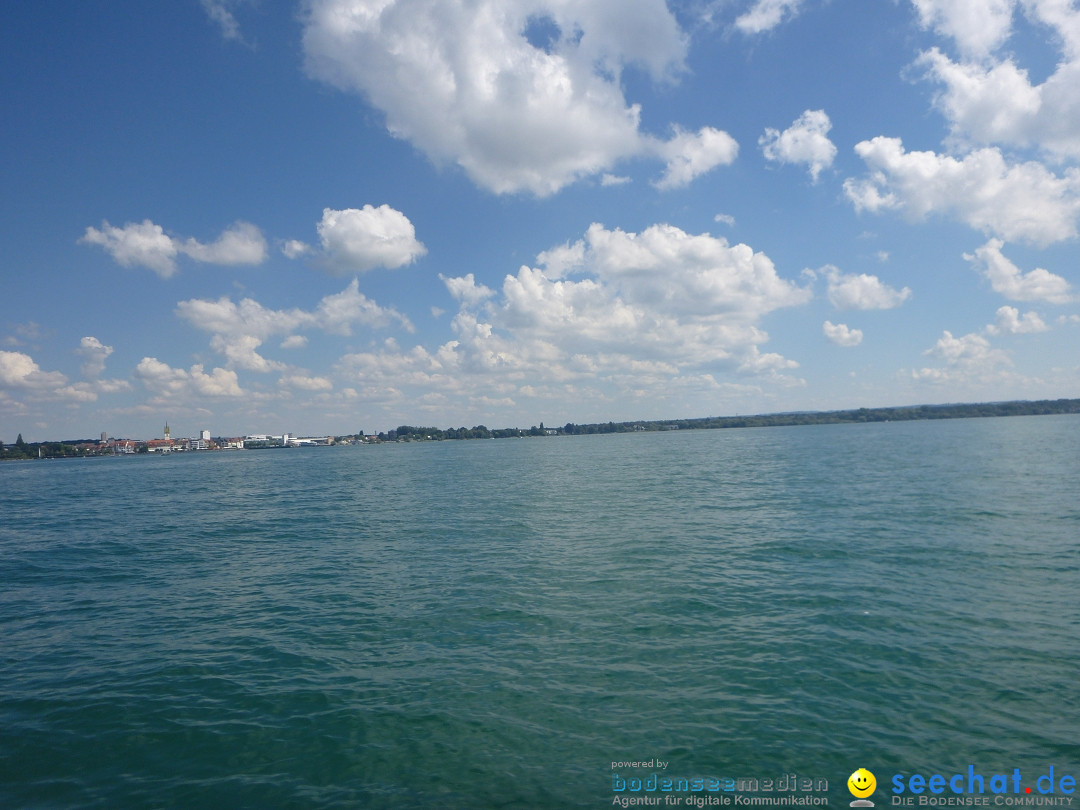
[394,398,1080,440]
[4,398,1079,460]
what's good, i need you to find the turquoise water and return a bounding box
[1,416,1078,808]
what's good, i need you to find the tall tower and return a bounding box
[164,422,171,439]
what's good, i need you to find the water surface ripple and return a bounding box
[2,416,1078,808]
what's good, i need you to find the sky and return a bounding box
[2,0,1079,441]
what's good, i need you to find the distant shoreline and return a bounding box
[4,398,1079,460]
[384,397,1080,443]
[596,397,1080,433]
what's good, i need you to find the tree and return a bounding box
[16,434,27,449]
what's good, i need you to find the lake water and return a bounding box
[2,415,1078,808]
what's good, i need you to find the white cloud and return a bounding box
[76,336,113,378]
[653,126,739,190]
[759,109,836,182]
[910,0,1016,58]
[201,0,245,42]
[735,0,804,34]
[317,206,426,273]
[986,305,1048,335]
[282,206,426,272]
[316,277,415,335]
[101,379,134,394]
[913,0,1080,61]
[80,220,179,277]
[918,50,1039,142]
[176,279,412,371]
[913,329,1012,381]
[0,350,68,391]
[714,213,736,226]
[281,239,314,259]
[81,219,267,277]
[55,383,102,403]
[180,221,267,265]
[0,349,127,404]
[845,137,1080,246]
[446,222,809,372]
[823,266,912,310]
[5,321,45,347]
[280,374,334,391]
[210,334,284,373]
[918,49,1080,161]
[601,173,632,186]
[913,2,1080,159]
[134,357,244,398]
[176,296,310,342]
[337,339,475,403]
[963,238,1073,303]
[301,0,689,195]
[441,273,496,307]
[534,240,586,279]
[188,365,245,398]
[823,321,863,346]
[737,346,801,375]
[334,223,811,418]
[574,223,811,320]
[842,175,898,215]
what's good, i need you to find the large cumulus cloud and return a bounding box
[301,0,737,195]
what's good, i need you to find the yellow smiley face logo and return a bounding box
[848,769,876,798]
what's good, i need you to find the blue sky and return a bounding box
[2,0,1078,441]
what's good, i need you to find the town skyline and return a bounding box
[5,397,1078,455]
